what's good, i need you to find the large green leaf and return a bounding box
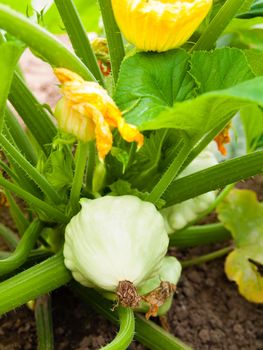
[0,41,24,129]
[115,49,195,125]
[217,189,263,303]
[190,48,255,93]
[116,48,263,143]
[139,78,263,141]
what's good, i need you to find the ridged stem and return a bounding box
[5,107,37,165]
[0,134,63,204]
[0,220,44,276]
[69,141,89,215]
[164,151,263,206]
[0,252,71,315]
[5,190,29,236]
[54,0,104,85]
[0,176,68,223]
[0,222,19,249]
[192,0,246,51]
[97,0,125,85]
[101,307,135,350]
[9,72,56,155]
[71,284,193,350]
[181,246,233,268]
[35,294,54,350]
[169,223,231,248]
[147,138,191,204]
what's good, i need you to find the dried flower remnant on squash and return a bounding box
[54,68,143,160]
[111,0,213,52]
[214,124,231,156]
[142,281,176,319]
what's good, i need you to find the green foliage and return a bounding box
[241,105,263,151]
[217,189,263,303]
[109,180,165,209]
[116,48,263,146]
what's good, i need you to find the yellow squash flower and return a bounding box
[111,0,213,52]
[54,68,144,160]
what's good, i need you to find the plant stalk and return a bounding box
[181,246,233,268]
[35,294,54,350]
[164,151,263,206]
[192,0,246,51]
[69,141,89,215]
[97,0,125,85]
[169,223,231,248]
[54,0,104,85]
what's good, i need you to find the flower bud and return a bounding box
[111,0,213,52]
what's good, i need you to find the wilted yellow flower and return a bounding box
[111,0,213,52]
[54,68,144,160]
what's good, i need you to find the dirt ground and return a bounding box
[0,43,263,350]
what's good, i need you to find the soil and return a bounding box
[0,43,263,350]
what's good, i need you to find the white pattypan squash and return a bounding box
[64,195,169,292]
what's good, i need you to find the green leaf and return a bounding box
[241,105,263,151]
[217,189,263,303]
[43,0,100,33]
[116,48,263,145]
[190,48,255,93]
[141,77,263,142]
[115,49,195,126]
[42,147,74,193]
[109,180,165,209]
[0,41,24,130]
[244,49,263,76]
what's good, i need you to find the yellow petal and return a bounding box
[111,0,213,52]
[54,68,144,159]
[54,68,84,84]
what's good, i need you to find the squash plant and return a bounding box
[0,0,263,349]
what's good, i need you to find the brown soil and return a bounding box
[0,44,263,350]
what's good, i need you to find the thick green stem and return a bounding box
[54,0,104,85]
[147,138,191,205]
[101,307,135,350]
[85,141,96,192]
[0,176,68,223]
[9,72,56,155]
[35,294,54,350]
[0,223,19,249]
[164,151,263,206]
[71,284,193,350]
[0,220,44,276]
[0,4,95,81]
[0,134,63,204]
[5,107,37,165]
[181,246,233,268]
[5,190,29,236]
[97,0,125,85]
[169,223,231,248]
[69,141,89,215]
[0,40,23,132]
[192,0,246,51]
[0,253,71,315]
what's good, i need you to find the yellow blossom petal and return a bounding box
[54,68,144,160]
[214,124,231,156]
[111,0,213,52]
